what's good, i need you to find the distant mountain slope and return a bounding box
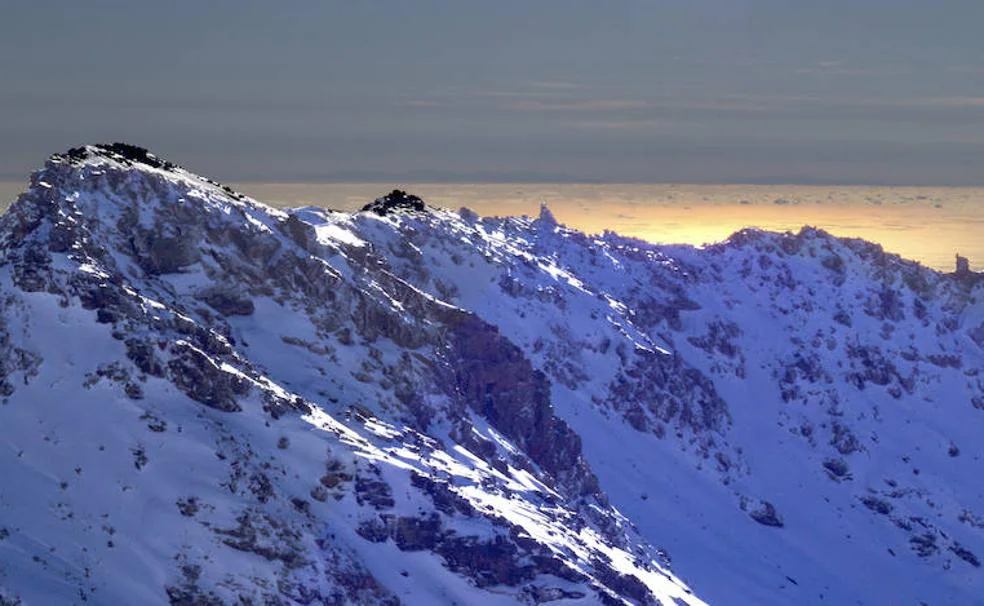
[0,144,982,605]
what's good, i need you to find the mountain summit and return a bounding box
[1,146,983,605]
[361,189,428,215]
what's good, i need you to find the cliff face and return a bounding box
[1,144,984,605]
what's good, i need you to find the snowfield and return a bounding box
[0,144,982,605]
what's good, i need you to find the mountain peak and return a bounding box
[361,189,428,216]
[53,142,179,172]
[537,200,558,226]
[33,142,250,209]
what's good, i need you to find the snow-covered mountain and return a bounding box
[1,144,982,605]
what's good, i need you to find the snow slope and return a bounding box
[1,144,983,605]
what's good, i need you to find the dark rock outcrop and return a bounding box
[749,501,784,528]
[361,190,427,216]
[443,314,596,494]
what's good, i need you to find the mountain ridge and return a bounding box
[1,144,983,605]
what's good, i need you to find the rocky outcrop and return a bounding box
[167,342,249,412]
[196,289,255,316]
[361,189,426,215]
[443,314,597,494]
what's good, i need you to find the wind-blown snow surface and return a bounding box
[1,145,983,605]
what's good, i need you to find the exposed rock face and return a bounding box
[361,189,427,215]
[956,254,970,276]
[443,314,596,494]
[64,142,177,170]
[197,289,256,316]
[167,342,249,411]
[749,501,784,528]
[606,350,730,442]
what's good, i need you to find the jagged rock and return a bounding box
[822,458,850,479]
[361,189,426,215]
[197,289,255,316]
[167,343,248,411]
[749,501,784,527]
[950,542,980,567]
[436,534,536,588]
[443,314,596,494]
[354,474,395,510]
[62,142,177,171]
[861,495,893,515]
[956,254,970,276]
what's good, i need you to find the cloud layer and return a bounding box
[2,1,984,184]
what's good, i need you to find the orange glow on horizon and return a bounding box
[232,182,984,272]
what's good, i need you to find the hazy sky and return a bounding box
[4,1,984,184]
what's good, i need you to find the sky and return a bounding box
[3,1,984,184]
